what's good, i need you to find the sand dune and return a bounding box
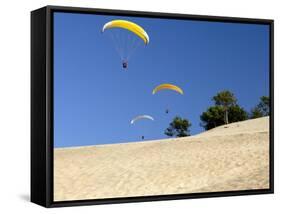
[54,117,270,201]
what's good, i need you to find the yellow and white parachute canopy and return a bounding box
[102,20,149,44]
[152,83,184,95]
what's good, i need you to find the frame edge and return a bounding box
[31,6,50,207]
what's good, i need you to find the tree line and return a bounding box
[165,90,269,137]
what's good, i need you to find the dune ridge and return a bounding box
[54,117,269,201]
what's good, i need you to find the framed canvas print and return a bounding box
[31,5,274,207]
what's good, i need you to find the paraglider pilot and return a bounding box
[122,60,128,69]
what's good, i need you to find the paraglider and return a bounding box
[102,20,149,69]
[130,115,154,124]
[152,83,184,114]
[130,115,154,141]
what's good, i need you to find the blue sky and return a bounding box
[54,12,269,148]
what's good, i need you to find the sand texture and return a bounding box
[54,117,270,201]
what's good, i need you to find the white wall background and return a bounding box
[0,0,279,212]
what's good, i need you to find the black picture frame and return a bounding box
[31,5,274,208]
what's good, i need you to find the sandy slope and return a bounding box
[54,117,270,201]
